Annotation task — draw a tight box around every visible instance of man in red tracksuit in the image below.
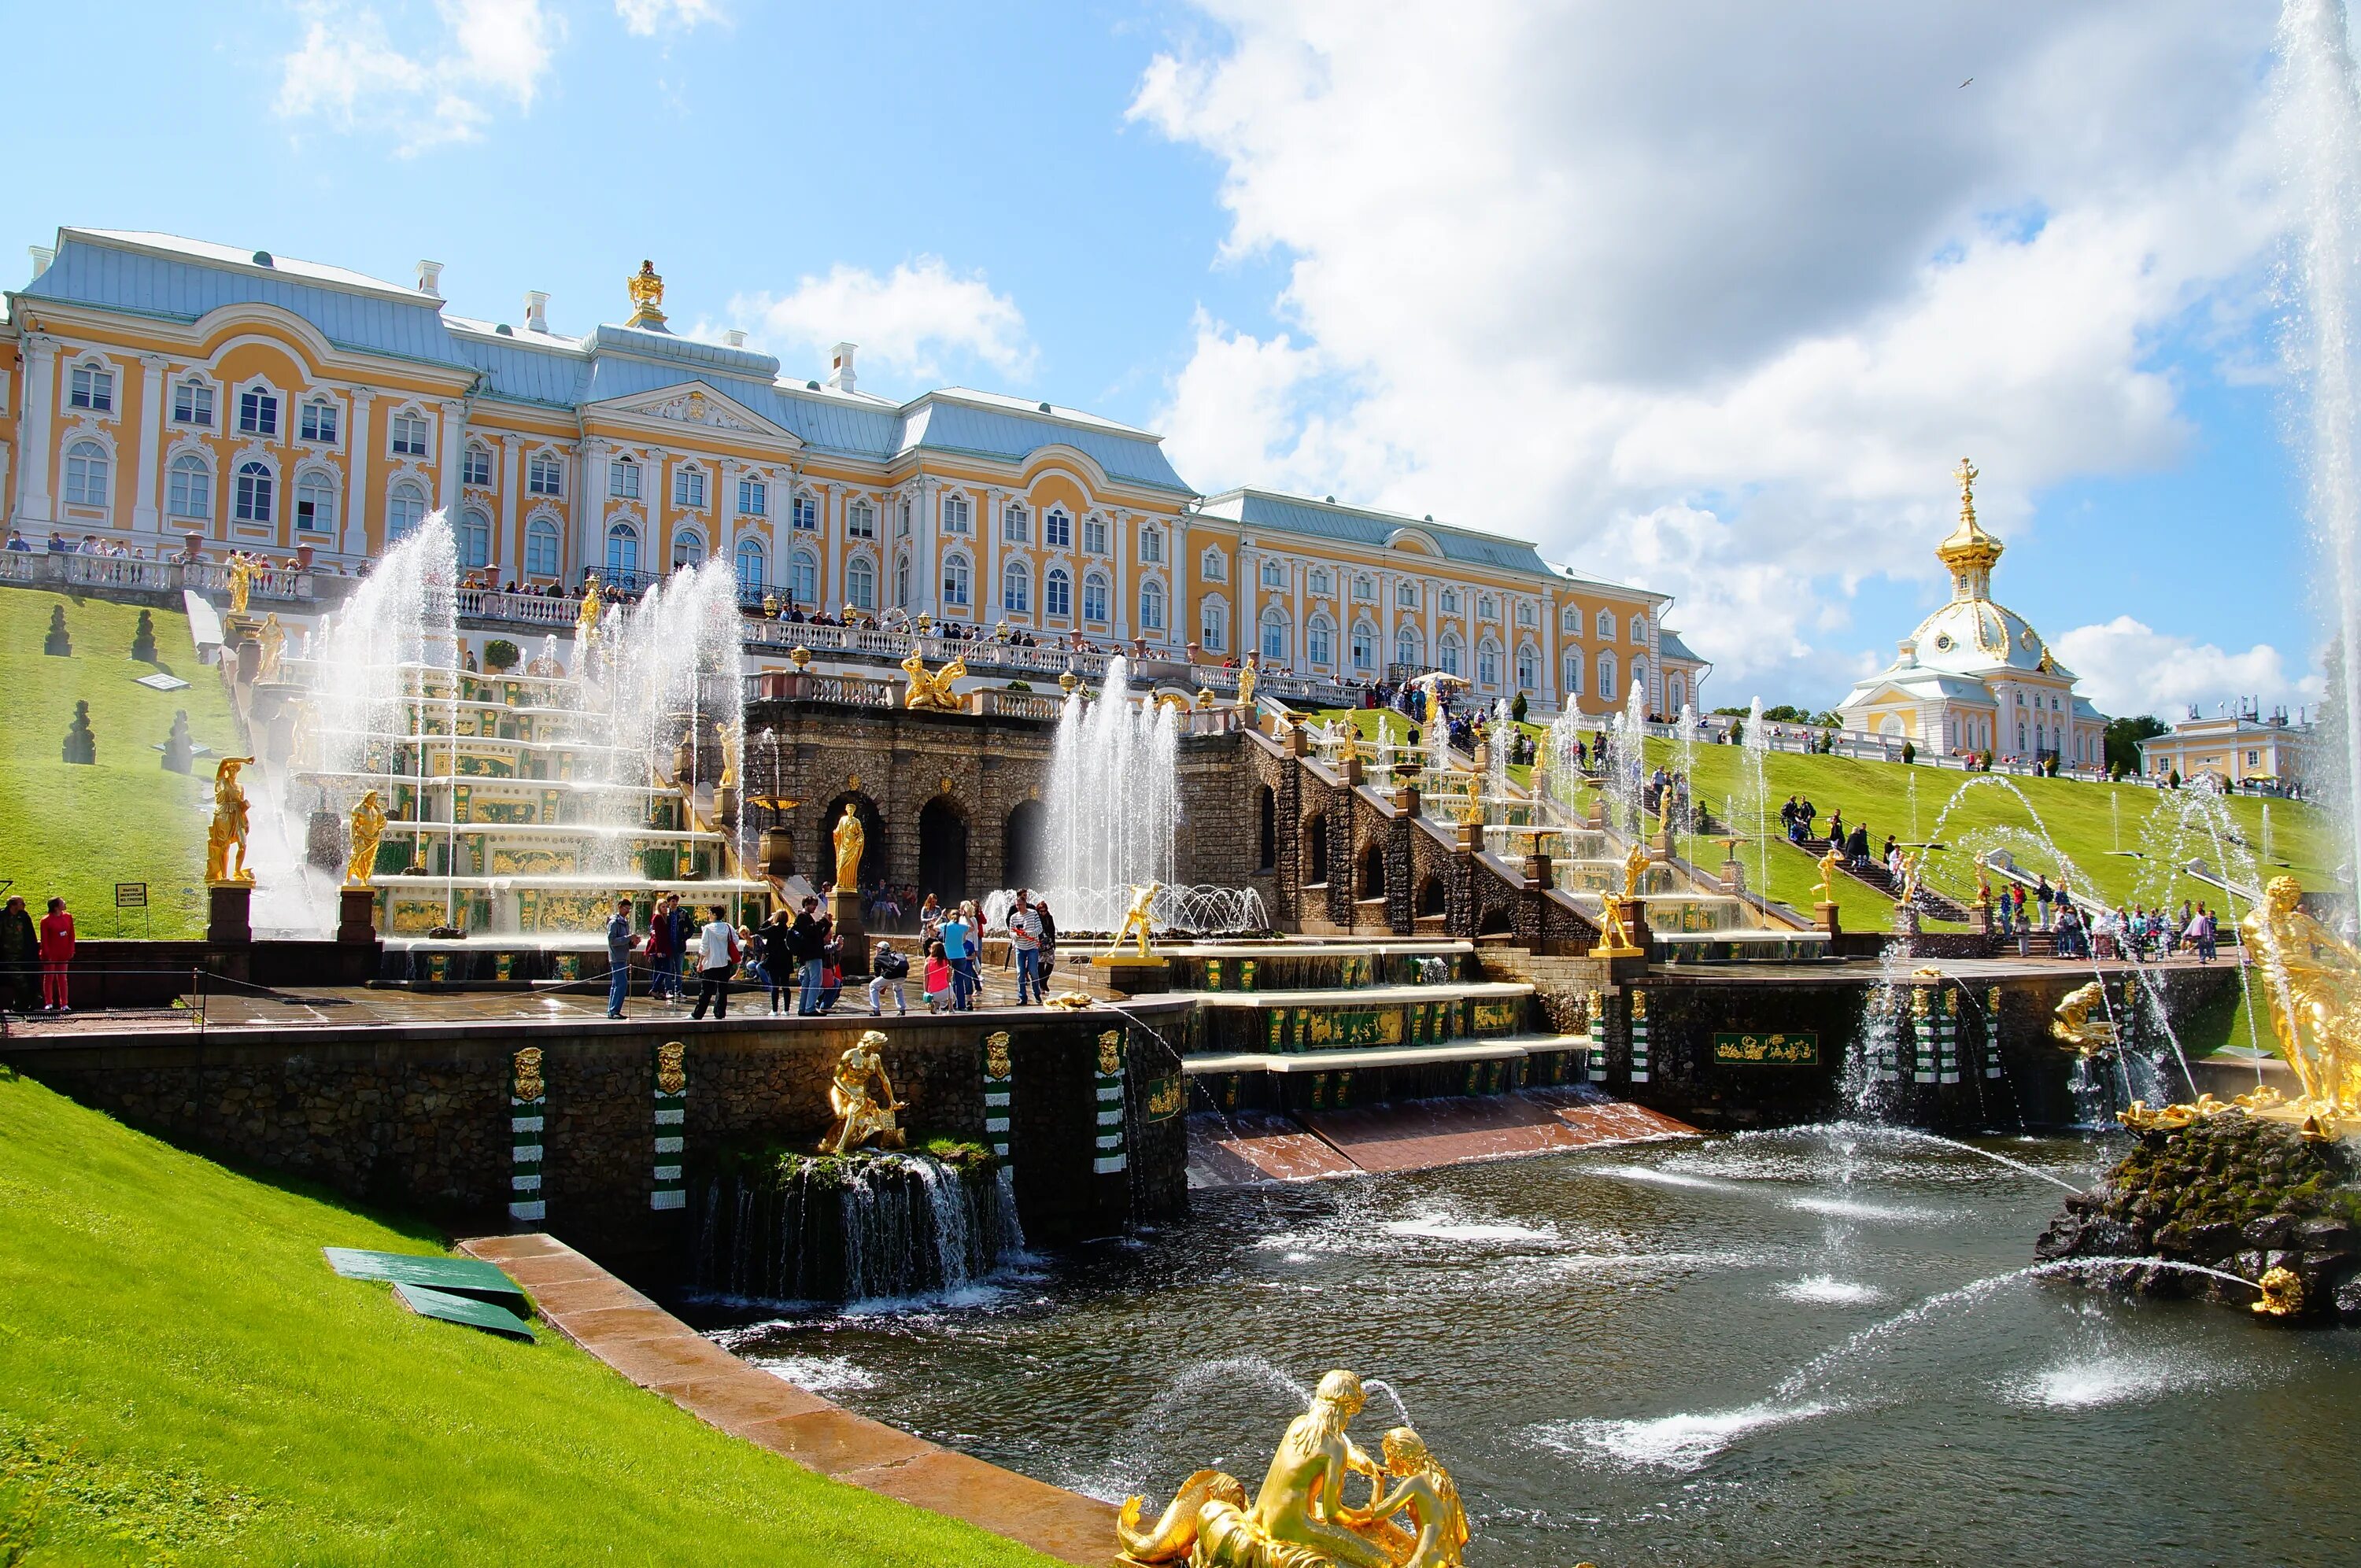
[38,896,75,1013]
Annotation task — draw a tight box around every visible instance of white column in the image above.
[1110,508,1129,638]
[436,400,467,514]
[133,353,167,533]
[714,459,737,568]
[915,478,939,618]
[1291,557,1304,673]
[342,389,373,558]
[985,487,1003,625]
[1541,596,1557,712]
[16,333,57,525]
[578,439,608,580]
[643,448,667,576]
[497,434,521,579]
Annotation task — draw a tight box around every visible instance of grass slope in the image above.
[0,1070,1052,1566]
[0,592,243,939]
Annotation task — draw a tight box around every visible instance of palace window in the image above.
[896,553,911,607]
[848,499,876,539]
[1003,559,1031,614]
[527,518,560,577]
[1598,650,1618,699]
[1439,632,1462,677]
[790,548,819,604]
[1517,601,1536,629]
[1395,626,1422,669]
[460,507,493,570]
[172,378,213,427]
[1351,620,1376,673]
[605,521,641,577]
[1200,596,1226,652]
[1666,673,1685,710]
[1044,508,1070,548]
[1046,566,1071,618]
[1564,650,1585,695]
[168,454,212,521]
[943,552,972,608]
[1308,615,1333,667]
[1596,608,1616,640]
[1478,640,1500,688]
[943,493,970,534]
[608,457,641,499]
[1083,515,1107,554]
[898,500,912,538]
[1477,593,1497,621]
[1352,573,1374,603]
[1202,547,1228,583]
[673,465,707,510]
[1083,570,1110,622]
[1140,524,1162,563]
[528,452,563,496]
[1261,557,1287,590]
[734,537,767,597]
[237,461,276,525]
[68,361,113,412]
[303,400,341,445]
[63,441,110,508]
[1561,605,1580,634]
[1260,607,1289,664]
[1441,588,1460,616]
[294,471,337,534]
[464,441,493,488]
[672,527,705,568]
[1003,502,1031,543]
[1309,566,1331,596]
[1630,612,1649,643]
[848,555,876,611]
[737,476,767,516]
[1397,580,1418,610]
[1140,577,1166,631]
[240,388,280,438]
[793,492,819,531]
[386,479,427,539]
[390,410,432,456]
[1517,644,1537,690]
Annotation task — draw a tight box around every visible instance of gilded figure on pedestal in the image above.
[205,758,257,886]
[345,790,386,887]
[822,1030,905,1153]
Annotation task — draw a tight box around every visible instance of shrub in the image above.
[1901,740,1916,766]
[1510,692,1529,724]
[482,639,521,672]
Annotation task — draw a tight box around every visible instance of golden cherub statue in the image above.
[821,1031,905,1154]
[226,552,256,617]
[345,789,386,887]
[1455,769,1484,827]
[1110,882,1160,960]
[832,803,866,889]
[901,649,967,711]
[1345,1428,1469,1568]
[1656,785,1675,833]
[1337,725,1362,765]
[2240,874,2361,1121]
[205,757,257,886]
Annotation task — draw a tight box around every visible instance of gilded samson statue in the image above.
[2240,874,2361,1124]
[821,1031,905,1153]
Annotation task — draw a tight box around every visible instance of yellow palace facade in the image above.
[0,227,1706,717]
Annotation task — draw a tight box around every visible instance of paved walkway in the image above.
[458,1232,1114,1566]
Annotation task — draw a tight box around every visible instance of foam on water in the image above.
[1382,1214,1561,1244]
[1786,1195,1955,1224]
[1588,1163,1739,1193]
[1534,1401,1835,1474]
[1999,1350,2241,1411]
[752,1354,880,1394]
[1772,1276,1886,1306]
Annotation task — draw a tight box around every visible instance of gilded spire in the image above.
[626,259,668,330]
[1936,456,2002,600]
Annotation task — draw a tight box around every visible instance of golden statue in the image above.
[715,720,741,789]
[1590,897,1642,960]
[1812,843,1840,906]
[1897,850,1922,906]
[1195,688,1217,710]
[1337,725,1362,765]
[2049,980,2119,1057]
[1110,882,1160,960]
[512,1047,545,1102]
[257,613,287,681]
[1045,990,1094,1010]
[626,259,667,328]
[901,649,968,711]
[2254,1265,2305,1318]
[345,789,386,887]
[2240,874,2361,1120]
[205,757,257,886]
[1455,769,1484,827]
[1238,654,1258,708]
[984,1031,1013,1079]
[821,1031,905,1153]
[1118,1369,1402,1568]
[1622,841,1650,899]
[832,802,866,888]
[656,1041,687,1096]
[1656,786,1674,833]
[575,575,605,653]
[226,552,256,617]
[1348,1429,1469,1568]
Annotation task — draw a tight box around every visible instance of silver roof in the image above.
[1194,488,1553,576]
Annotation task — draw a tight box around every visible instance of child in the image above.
[923,939,953,1013]
[868,938,910,1016]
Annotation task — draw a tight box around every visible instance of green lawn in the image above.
[0,1069,1053,1566]
[0,592,243,938]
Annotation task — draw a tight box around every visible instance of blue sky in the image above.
[3,1,2326,719]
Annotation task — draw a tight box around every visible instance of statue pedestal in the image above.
[1092,952,1171,995]
[1893,904,1921,938]
[1816,901,1842,938]
[207,883,253,946]
[1720,858,1746,895]
[1589,896,1649,961]
[337,887,378,946]
[758,828,795,880]
[829,887,870,976]
[1971,899,1993,936]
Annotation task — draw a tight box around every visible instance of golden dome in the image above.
[1935,456,2003,577]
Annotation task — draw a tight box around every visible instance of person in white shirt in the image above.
[689,906,740,1020]
[1008,895,1043,1005]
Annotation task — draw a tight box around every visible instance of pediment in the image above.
[583,381,802,448]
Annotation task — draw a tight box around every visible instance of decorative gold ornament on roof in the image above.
[626,260,667,329]
[1936,455,2004,589]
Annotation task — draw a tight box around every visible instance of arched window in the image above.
[1309,566,1332,596]
[1596,607,1616,640]
[1397,580,1418,610]
[1308,614,1334,666]
[1003,501,1031,543]
[1201,546,1227,582]
[789,548,818,605]
[1597,650,1618,700]
[463,441,492,488]
[1631,612,1649,643]
[1666,673,1685,711]
[1082,570,1110,622]
[1261,557,1287,589]
[942,552,971,608]
[1082,513,1106,553]
[1139,577,1166,631]
[1478,637,1501,688]
[1477,593,1497,621]
[1350,619,1376,672]
[847,499,875,539]
[68,360,115,412]
[1044,507,1070,548]
[1561,605,1580,634]
[294,470,336,534]
[1517,601,1536,629]
[236,461,275,525]
[942,493,970,534]
[386,479,426,540]
[1199,595,1226,651]
[671,526,704,569]
[459,507,492,570]
[1351,574,1374,602]
[1516,643,1537,691]
[1440,588,1460,615]
[172,376,214,427]
[1139,523,1162,563]
[792,492,818,531]
[847,554,876,611]
[64,441,109,508]
[1002,559,1031,614]
[734,537,767,598]
[526,517,560,578]
[604,521,641,577]
[1439,631,1463,677]
[672,463,707,510]
[1394,625,1423,670]
[895,552,912,608]
[1259,606,1289,664]
[168,454,212,521]
[1045,566,1071,618]
[1631,657,1650,704]
[1564,650,1585,695]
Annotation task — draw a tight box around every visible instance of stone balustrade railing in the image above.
[1,550,312,603]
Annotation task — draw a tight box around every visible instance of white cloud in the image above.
[1135,2,2289,695]
[614,0,725,36]
[2053,615,2322,717]
[275,0,561,153]
[730,259,1034,388]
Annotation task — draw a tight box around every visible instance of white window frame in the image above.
[673,464,708,511]
[235,459,277,525]
[528,451,565,497]
[942,552,973,608]
[1201,546,1228,583]
[1082,514,1107,555]
[301,398,341,445]
[605,520,641,577]
[1045,565,1071,618]
[293,467,338,534]
[847,553,877,611]
[1082,570,1110,622]
[464,441,493,489]
[388,407,431,456]
[1002,558,1032,614]
[526,516,562,577]
[1200,593,1228,651]
[1003,501,1031,544]
[1044,507,1071,548]
[793,491,819,531]
[1139,577,1166,630]
[848,499,876,539]
[64,439,111,508]
[1139,523,1162,563]
[240,385,282,440]
[737,476,768,517]
[734,537,767,597]
[168,452,213,521]
[1308,614,1333,667]
[789,547,819,604]
[459,507,493,570]
[386,478,427,539]
[671,526,706,568]
[68,359,115,413]
[172,376,215,428]
[943,493,970,535]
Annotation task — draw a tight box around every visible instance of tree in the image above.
[1510,691,1529,724]
[2103,714,2167,778]
[482,638,521,672]
[1901,740,1916,766]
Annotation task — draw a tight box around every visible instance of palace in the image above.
[0,227,1705,717]
[1835,460,2108,768]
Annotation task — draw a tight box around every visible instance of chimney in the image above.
[523,290,550,333]
[723,327,747,349]
[416,259,445,297]
[28,245,54,280]
[826,341,858,392]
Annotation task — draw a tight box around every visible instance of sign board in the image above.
[1712,1031,1820,1067]
[113,883,148,909]
[1141,1075,1185,1123]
